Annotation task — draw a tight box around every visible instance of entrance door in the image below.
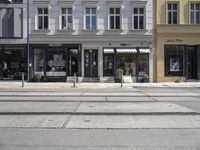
[68,49,79,76]
[187,47,197,79]
[84,49,98,77]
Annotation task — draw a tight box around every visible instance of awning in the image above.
[116,49,137,53]
[104,48,114,53]
[139,48,150,53]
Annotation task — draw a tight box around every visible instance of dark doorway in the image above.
[187,47,197,79]
[68,49,79,76]
[84,49,98,77]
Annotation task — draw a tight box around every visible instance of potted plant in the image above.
[115,68,124,82]
[34,73,41,82]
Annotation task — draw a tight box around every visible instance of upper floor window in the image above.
[61,8,73,30]
[133,7,145,30]
[37,8,48,30]
[167,3,178,24]
[0,0,22,3]
[109,8,121,30]
[0,8,22,38]
[190,3,200,24]
[85,8,96,30]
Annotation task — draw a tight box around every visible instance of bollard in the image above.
[73,73,76,88]
[22,72,24,87]
[121,75,123,88]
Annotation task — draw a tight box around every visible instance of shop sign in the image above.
[49,44,63,47]
[166,39,183,43]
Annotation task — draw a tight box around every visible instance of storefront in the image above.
[164,45,200,80]
[103,47,150,82]
[0,45,27,80]
[30,44,81,82]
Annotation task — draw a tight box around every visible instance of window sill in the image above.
[57,29,75,33]
[33,29,50,33]
[106,29,123,32]
[81,29,99,32]
[130,29,148,32]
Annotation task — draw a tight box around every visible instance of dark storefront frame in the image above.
[103,47,150,82]
[30,44,82,82]
[164,45,200,80]
[0,44,27,80]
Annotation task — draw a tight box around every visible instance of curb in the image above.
[0,111,199,115]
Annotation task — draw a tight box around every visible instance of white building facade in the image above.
[28,0,153,82]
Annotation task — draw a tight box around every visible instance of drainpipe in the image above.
[27,0,30,81]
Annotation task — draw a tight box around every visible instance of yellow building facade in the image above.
[154,0,200,82]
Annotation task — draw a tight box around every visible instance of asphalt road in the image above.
[0,86,200,150]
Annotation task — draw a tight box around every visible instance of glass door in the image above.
[68,49,79,76]
[84,49,98,77]
[187,47,197,79]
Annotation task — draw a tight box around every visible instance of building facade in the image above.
[154,0,200,82]
[0,0,28,80]
[28,0,153,82]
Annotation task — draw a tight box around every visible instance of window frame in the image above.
[60,7,73,30]
[132,7,146,30]
[108,7,121,30]
[190,3,200,24]
[84,7,97,30]
[36,7,49,30]
[166,2,179,24]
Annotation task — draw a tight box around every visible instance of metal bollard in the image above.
[121,75,123,88]
[22,72,24,87]
[73,73,76,88]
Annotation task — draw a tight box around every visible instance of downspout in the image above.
[27,0,30,81]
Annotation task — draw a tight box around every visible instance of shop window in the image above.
[138,53,149,82]
[46,49,66,77]
[34,48,44,76]
[165,45,185,76]
[1,46,26,80]
[116,53,136,76]
[104,54,114,76]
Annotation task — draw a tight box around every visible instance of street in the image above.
[0,83,200,149]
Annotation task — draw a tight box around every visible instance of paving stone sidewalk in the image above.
[0,81,200,89]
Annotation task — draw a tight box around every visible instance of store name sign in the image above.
[49,44,63,47]
[166,39,183,43]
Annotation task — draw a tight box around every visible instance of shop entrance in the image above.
[68,49,79,76]
[187,47,197,79]
[84,49,98,77]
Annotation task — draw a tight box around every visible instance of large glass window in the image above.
[116,53,136,76]
[109,8,121,30]
[85,8,96,30]
[165,45,185,76]
[104,53,114,76]
[37,8,48,29]
[133,7,145,29]
[167,3,178,24]
[190,3,200,24]
[34,49,44,76]
[1,46,26,80]
[46,49,66,77]
[61,8,73,30]
[138,53,149,82]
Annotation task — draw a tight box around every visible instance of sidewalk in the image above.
[0,81,200,89]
